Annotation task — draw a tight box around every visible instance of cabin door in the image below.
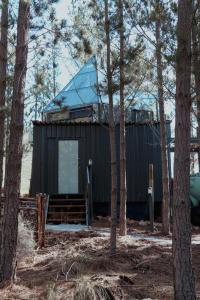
[58,140,79,194]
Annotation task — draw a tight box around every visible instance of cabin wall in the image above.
[30,122,169,218]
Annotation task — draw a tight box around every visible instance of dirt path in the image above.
[0,222,199,300]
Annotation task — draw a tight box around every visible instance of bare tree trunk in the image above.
[0,0,8,197]
[118,0,127,236]
[0,0,30,282]
[3,113,10,191]
[105,0,118,254]
[52,45,56,98]
[155,2,170,235]
[173,0,196,299]
[192,10,200,171]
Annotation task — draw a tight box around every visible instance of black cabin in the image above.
[30,121,171,223]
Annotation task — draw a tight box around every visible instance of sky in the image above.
[55,0,79,89]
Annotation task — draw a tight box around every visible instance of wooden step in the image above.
[49,199,85,203]
[50,194,85,200]
[47,194,86,224]
[47,214,86,223]
[48,212,85,216]
[47,218,85,223]
[48,205,85,208]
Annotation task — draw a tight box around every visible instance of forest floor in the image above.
[0,219,200,300]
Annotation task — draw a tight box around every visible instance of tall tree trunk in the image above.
[52,46,56,98]
[0,0,8,197]
[192,11,200,171]
[155,2,170,235]
[3,113,10,191]
[118,0,127,236]
[35,94,38,120]
[105,0,118,254]
[0,0,30,282]
[173,0,196,299]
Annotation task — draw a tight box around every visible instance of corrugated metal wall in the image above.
[30,122,170,208]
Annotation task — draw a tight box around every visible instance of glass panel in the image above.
[58,140,78,193]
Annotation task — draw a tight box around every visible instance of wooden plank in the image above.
[50,194,85,199]
[50,198,85,202]
[47,218,85,222]
[20,197,36,202]
[19,207,37,210]
[48,205,85,208]
[48,211,86,215]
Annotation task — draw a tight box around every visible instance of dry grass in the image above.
[60,252,115,281]
[47,281,67,300]
[47,278,113,300]
[17,213,36,261]
[3,224,200,300]
[73,279,113,300]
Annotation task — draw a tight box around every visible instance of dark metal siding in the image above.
[30,122,166,206]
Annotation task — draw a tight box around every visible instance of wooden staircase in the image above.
[47,194,86,224]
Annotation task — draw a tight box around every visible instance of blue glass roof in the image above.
[44,56,99,112]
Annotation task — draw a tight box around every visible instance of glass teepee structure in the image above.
[44,56,100,113]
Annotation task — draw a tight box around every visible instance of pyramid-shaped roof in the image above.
[44,56,99,112]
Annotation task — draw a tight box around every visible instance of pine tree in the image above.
[130,0,175,234]
[0,0,31,282]
[155,0,170,235]
[118,0,127,236]
[104,0,118,254]
[0,0,8,197]
[192,1,200,171]
[172,0,196,298]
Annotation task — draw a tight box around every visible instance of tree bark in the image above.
[3,113,10,191]
[0,0,8,197]
[155,1,170,235]
[118,0,127,236]
[0,0,30,282]
[105,0,118,254]
[173,0,196,299]
[192,10,200,171]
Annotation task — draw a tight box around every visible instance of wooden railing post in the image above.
[89,162,93,223]
[86,159,93,227]
[148,164,154,232]
[37,194,47,248]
